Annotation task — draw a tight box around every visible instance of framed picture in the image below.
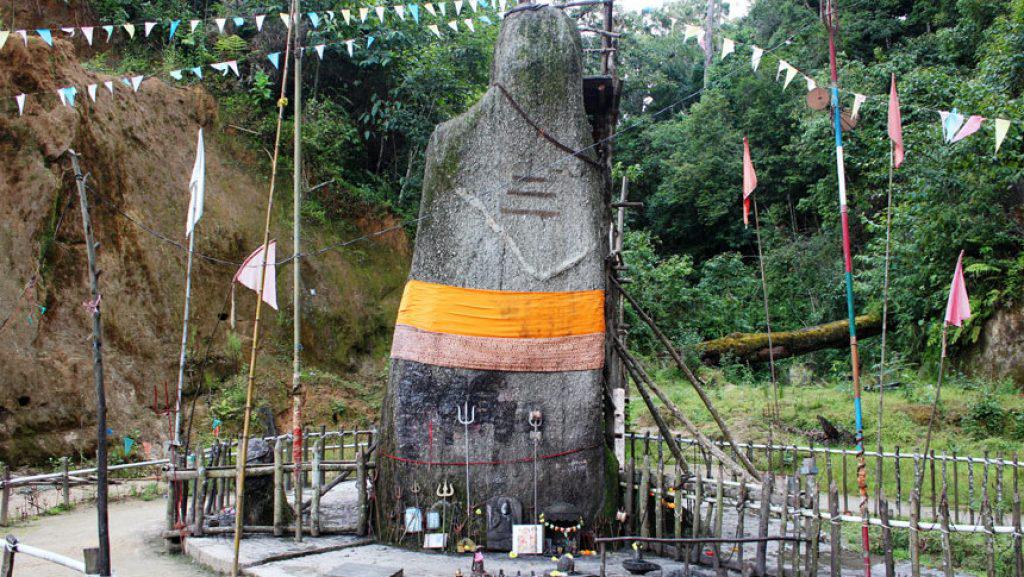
[512,524,544,555]
[423,533,448,549]
[426,510,441,530]
[404,507,423,533]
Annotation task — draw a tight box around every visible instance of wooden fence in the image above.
[162,429,376,542]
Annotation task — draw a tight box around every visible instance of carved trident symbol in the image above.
[457,402,476,521]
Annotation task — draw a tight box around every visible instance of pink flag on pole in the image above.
[742,137,757,227]
[944,250,971,327]
[887,74,904,168]
[950,115,985,144]
[234,241,278,310]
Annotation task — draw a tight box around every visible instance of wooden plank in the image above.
[312,438,323,537]
[828,482,840,577]
[639,456,650,538]
[274,438,285,537]
[940,490,953,577]
[880,499,895,577]
[195,445,207,537]
[755,474,773,577]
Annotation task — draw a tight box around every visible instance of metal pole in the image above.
[291,0,304,544]
[231,1,297,573]
[70,151,111,576]
[822,2,871,574]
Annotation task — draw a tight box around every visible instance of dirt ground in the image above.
[4,497,212,577]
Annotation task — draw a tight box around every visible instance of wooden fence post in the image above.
[311,437,322,537]
[691,469,703,563]
[0,464,9,527]
[1013,490,1022,577]
[1,535,14,577]
[655,455,665,554]
[755,474,773,577]
[673,464,683,560]
[828,482,841,577]
[61,457,70,509]
[939,489,953,577]
[194,446,207,537]
[274,438,284,537]
[880,498,894,577]
[779,476,791,577]
[625,458,636,537]
[983,496,996,577]
[356,447,368,537]
[639,455,650,539]
[910,489,921,577]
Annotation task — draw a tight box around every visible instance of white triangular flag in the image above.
[805,76,816,91]
[16,93,25,115]
[82,27,94,45]
[234,241,278,310]
[439,2,447,16]
[447,20,458,31]
[499,0,507,14]
[130,75,144,92]
[470,0,479,10]
[280,13,291,28]
[0,31,9,50]
[62,27,76,36]
[342,9,352,24]
[720,38,734,60]
[144,21,156,37]
[751,46,763,71]
[315,44,325,59]
[17,30,28,45]
[190,19,201,33]
[851,93,867,119]
[783,64,797,89]
[186,128,205,238]
[995,118,1011,154]
[88,84,98,101]
[359,7,369,22]
[464,18,474,32]
[455,0,464,14]
[395,5,406,20]
[256,15,266,31]
[123,23,135,38]
[215,18,227,33]
[104,80,114,94]
[57,88,67,107]
[346,39,354,57]
[776,59,787,81]
[376,6,386,22]
[228,60,239,76]
[428,24,441,37]
[683,24,699,41]
[170,69,184,79]
[425,3,436,16]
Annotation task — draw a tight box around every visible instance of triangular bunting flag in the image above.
[469,0,478,11]
[191,66,203,79]
[783,65,797,89]
[144,21,156,37]
[123,23,135,38]
[228,60,239,76]
[88,84,98,101]
[16,30,28,45]
[852,93,867,119]
[346,39,354,57]
[342,9,352,24]
[120,77,132,87]
[464,18,474,32]
[256,15,266,31]
[103,25,114,41]
[995,118,1010,154]
[429,24,441,37]
[267,52,280,69]
[315,44,325,59]
[448,20,459,31]
[308,12,321,28]
[168,20,180,40]
[944,250,971,327]
[376,6,386,22]
[440,2,448,16]
[16,93,26,115]
[169,69,183,80]
[0,31,9,50]
[233,17,244,27]
[104,80,114,94]
[326,11,335,21]
[479,15,492,24]
[215,18,227,33]
[950,115,984,143]
[425,3,437,16]
[940,109,965,143]
[37,29,53,46]
[234,241,278,310]
[359,7,369,22]
[395,5,406,20]
[683,24,699,41]
[61,27,76,37]
[805,76,816,91]
[409,4,420,23]
[499,0,507,15]
[367,36,375,48]
[130,75,144,92]
[455,0,464,14]
[190,19,201,33]
[720,37,734,60]
[280,13,292,29]
[82,26,94,45]
[59,87,77,107]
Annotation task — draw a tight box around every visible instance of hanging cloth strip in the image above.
[390,279,605,372]
[493,82,604,171]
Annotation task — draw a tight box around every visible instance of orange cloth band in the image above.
[395,279,605,339]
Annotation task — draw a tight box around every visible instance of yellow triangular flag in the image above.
[123,23,136,38]
[995,118,1011,154]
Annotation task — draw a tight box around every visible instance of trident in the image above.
[529,410,543,523]
[437,480,454,534]
[457,402,476,521]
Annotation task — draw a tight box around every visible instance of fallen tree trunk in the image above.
[698,313,883,365]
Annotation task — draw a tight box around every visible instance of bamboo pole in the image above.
[0,465,8,527]
[755,474,773,577]
[195,445,207,537]
[751,198,780,425]
[822,1,871,572]
[876,139,895,511]
[291,0,305,545]
[273,438,284,537]
[880,499,894,577]
[230,1,297,572]
[829,482,841,577]
[639,456,651,539]
[69,151,111,576]
[311,438,322,537]
[940,490,952,577]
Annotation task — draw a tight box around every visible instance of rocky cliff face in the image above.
[378,6,610,536]
[0,35,408,465]
[970,305,1024,387]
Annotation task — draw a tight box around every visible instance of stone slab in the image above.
[323,563,403,577]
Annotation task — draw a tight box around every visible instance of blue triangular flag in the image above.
[308,12,321,28]
[191,66,203,79]
[233,16,244,27]
[123,437,135,455]
[267,52,280,69]
[61,87,77,107]
[37,29,53,46]
[409,4,420,22]
[169,69,183,80]
[367,36,375,48]
[479,15,492,24]
[169,19,180,39]
[103,25,114,41]
[120,78,131,87]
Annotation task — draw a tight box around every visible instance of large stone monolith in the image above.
[378,6,609,542]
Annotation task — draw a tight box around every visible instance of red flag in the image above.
[944,250,971,327]
[888,74,904,168]
[742,137,757,227]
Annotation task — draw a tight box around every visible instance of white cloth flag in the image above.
[88,84,98,102]
[751,45,763,71]
[805,76,816,91]
[995,118,1011,153]
[215,18,227,33]
[256,15,266,31]
[852,93,867,119]
[190,19,201,33]
[144,21,156,37]
[16,93,25,116]
[186,128,205,238]
[82,26,94,45]
[235,241,278,310]
[720,38,734,60]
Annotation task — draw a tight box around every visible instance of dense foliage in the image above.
[87,0,1024,376]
